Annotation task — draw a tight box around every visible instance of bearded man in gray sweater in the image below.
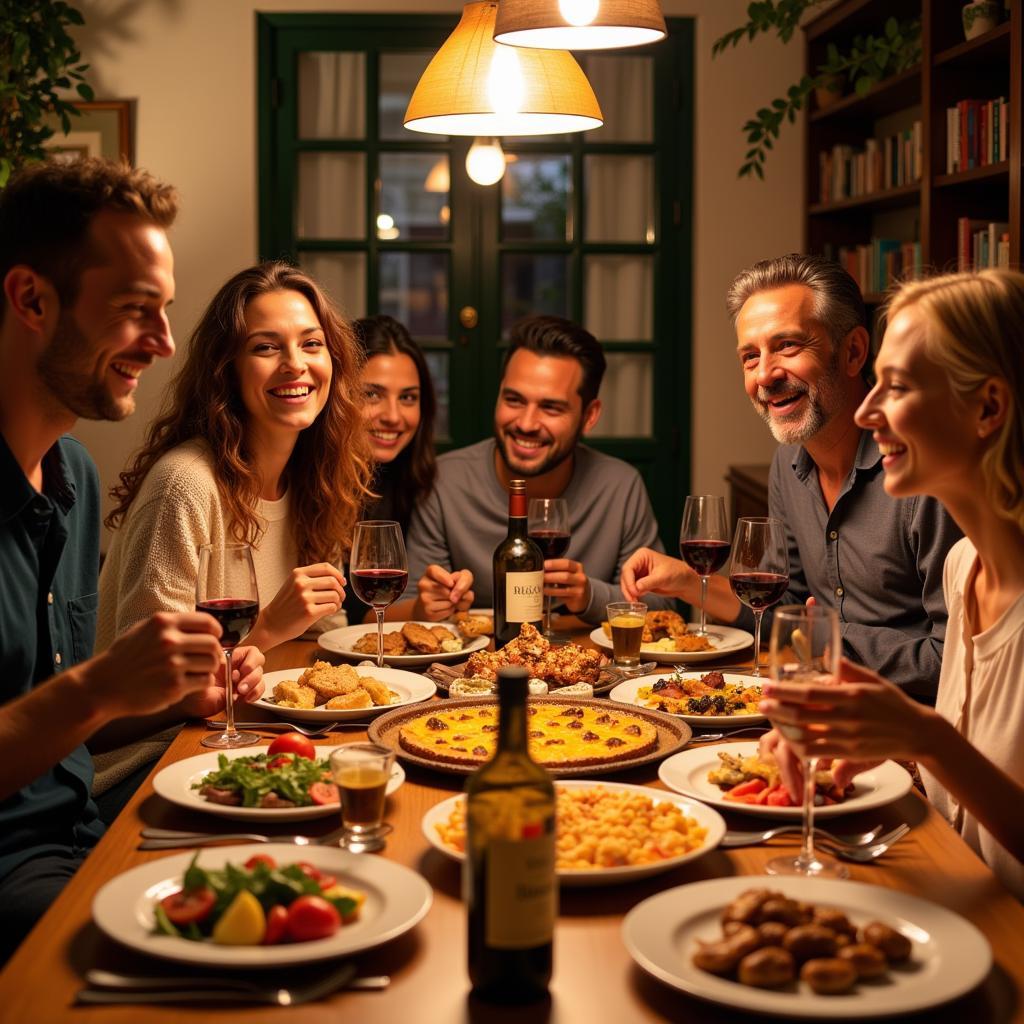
[389,316,672,625]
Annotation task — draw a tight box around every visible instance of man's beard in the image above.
[494,423,583,478]
[37,312,134,421]
[753,355,845,445]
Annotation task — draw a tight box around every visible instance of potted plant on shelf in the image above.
[713,2,921,178]
[0,1,93,187]
[962,1,1001,41]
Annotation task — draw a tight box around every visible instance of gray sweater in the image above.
[402,439,672,623]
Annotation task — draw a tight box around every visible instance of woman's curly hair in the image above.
[107,261,375,563]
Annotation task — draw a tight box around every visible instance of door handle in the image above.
[459,305,478,329]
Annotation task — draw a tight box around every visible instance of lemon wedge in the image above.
[212,889,266,945]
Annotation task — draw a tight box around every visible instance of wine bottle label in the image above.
[505,571,543,623]
[485,829,556,949]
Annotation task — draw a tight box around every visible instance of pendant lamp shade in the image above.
[494,0,667,50]
[404,1,602,136]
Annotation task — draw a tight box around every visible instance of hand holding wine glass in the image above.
[679,495,730,637]
[729,516,789,677]
[350,521,408,668]
[197,542,261,749]
[528,497,570,641]
[765,604,847,879]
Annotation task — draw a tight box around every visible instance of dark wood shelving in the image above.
[934,161,1010,188]
[808,181,921,216]
[934,22,1011,68]
[809,67,922,124]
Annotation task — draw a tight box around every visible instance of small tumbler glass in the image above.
[329,743,395,852]
[606,601,647,670]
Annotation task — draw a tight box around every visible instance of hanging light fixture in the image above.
[493,0,667,50]
[466,138,507,185]
[404,1,602,136]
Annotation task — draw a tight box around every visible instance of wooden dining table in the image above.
[1,623,1022,1023]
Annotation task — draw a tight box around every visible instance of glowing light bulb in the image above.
[488,45,525,117]
[465,138,506,186]
[559,0,600,26]
[376,212,399,240]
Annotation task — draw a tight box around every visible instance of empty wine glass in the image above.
[527,497,570,641]
[350,521,408,668]
[197,543,260,749]
[729,517,789,677]
[765,604,847,879]
[679,495,730,636]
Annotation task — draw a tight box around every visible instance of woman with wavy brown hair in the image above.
[97,261,375,657]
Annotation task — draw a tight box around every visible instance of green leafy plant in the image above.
[0,1,93,187]
[713,3,921,178]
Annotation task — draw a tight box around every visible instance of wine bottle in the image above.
[465,666,556,1004]
[493,479,544,648]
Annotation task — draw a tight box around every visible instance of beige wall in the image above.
[70,0,802,539]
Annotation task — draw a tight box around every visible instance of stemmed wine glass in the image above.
[728,517,789,677]
[527,497,570,641]
[765,604,847,879]
[350,521,408,668]
[679,495,730,636]
[197,543,260,749]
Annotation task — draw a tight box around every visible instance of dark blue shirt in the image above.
[0,434,105,882]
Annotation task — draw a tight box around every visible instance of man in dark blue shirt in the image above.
[0,159,263,963]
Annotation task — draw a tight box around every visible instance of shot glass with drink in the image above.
[329,743,395,852]
[606,601,647,670]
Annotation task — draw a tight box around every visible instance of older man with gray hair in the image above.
[621,254,961,700]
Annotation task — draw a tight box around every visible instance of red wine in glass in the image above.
[680,539,731,577]
[195,599,259,649]
[528,530,571,560]
[730,572,789,610]
[351,568,410,607]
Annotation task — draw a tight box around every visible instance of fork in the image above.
[85,967,390,994]
[76,962,386,1006]
[138,826,347,850]
[721,823,910,856]
[688,726,771,743]
[819,824,911,863]
[204,720,345,738]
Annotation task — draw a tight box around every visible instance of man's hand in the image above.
[84,612,223,717]
[258,563,346,645]
[415,565,474,620]
[543,558,589,614]
[620,548,697,602]
[178,645,266,719]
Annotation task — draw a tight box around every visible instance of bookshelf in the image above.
[803,0,1020,304]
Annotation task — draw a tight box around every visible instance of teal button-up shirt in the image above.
[0,434,105,882]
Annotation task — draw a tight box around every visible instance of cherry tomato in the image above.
[263,904,289,945]
[160,886,216,926]
[286,895,341,942]
[267,755,292,770]
[267,733,316,761]
[245,853,277,871]
[309,782,339,806]
[295,862,337,891]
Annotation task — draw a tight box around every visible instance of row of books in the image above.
[957,218,1011,270]
[818,123,923,204]
[946,98,1009,174]
[831,239,923,296]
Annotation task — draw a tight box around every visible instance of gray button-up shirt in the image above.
[740,430,962,701]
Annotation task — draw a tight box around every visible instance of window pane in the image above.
[298,52,365,139]
[502,155,571,242]
[379,52,439,139]
[589,354,652,438]
[379,252,448,338]
[584,255,653,341]
[501,254,570,334]
[584,155,655,243]
[424,350,450,440]
[297,251,366,319]
[378,153,449,241]
[580,55,652,142]
[296,152,366,239]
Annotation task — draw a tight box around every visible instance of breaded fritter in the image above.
[272,679,317,709]
[401,621,441,654]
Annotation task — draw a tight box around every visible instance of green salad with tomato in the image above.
[193,735,339,809]
[155,853,364,945]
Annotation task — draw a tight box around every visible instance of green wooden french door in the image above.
[257,13,693,548]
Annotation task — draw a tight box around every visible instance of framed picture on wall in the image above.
[44,100,134,164]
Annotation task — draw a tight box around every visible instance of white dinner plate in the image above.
[93,844,432,967]
[254,667,436,721]
[589,623,753,664]
[421,779,725,886]
[608,673,767,728]
[657,741,913,818]
[318,623,489,666]
[622,876,991,1018]
[151,747,406,822]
